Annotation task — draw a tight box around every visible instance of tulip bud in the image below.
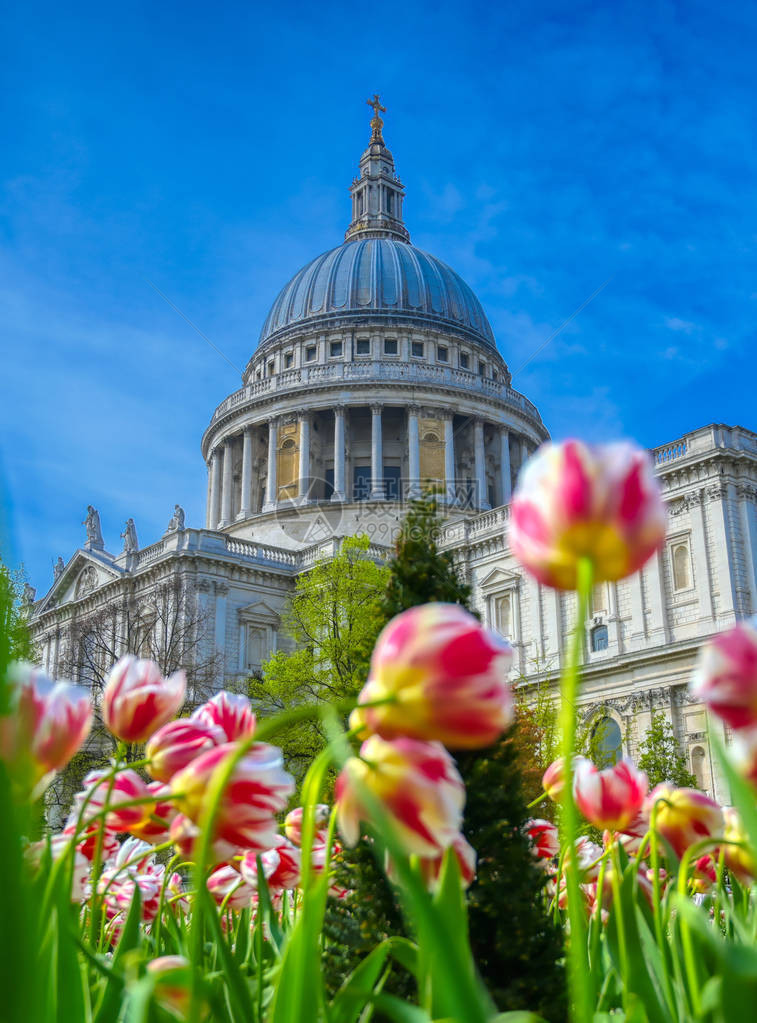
[573,758,648,831]
[351,603,514,749]
[284,804,330,846]
[416,833,477,893]
[542,756,589,801]
[335,735,465,858]
[240,836,301,891]
[722,806,757,885]
[128,782,177,844]
[525,818,560,863]
[102,656,185,743]
[191,691,256,742]
[207,864,256,910]
[690,620,757,730]
[170,742,294,854]
[146,719,225,783]
[145,955,194,1020]
[647,783,724,859]
[509,440,666,590]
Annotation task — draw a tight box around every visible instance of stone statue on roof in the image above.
[167,504,185,532]
[83,506,104,550]
[53,556,65,582]
[120,518,138,554]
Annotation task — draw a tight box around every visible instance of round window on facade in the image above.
[592,716,622,767]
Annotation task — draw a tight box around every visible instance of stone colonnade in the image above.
[207,403,531,529]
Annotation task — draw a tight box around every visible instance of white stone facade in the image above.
[26,114,757,806]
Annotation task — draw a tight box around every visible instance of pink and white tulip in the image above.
[146,718,225,783]
[351,604,514,749]
[207,864,256,910]
[170,741,294,853]
[1,663,92,783]
[646,783,724,859]
[192,691,256,742]
[690,620,757,730]
[284,804,330,846]
[335,735,465,858]
[525,818,560,863]
[573,758,648,831]
[102,656,185,743]
[509,440,666,590]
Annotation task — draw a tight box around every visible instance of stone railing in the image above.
[652,424,757,469]
[135,540,166,566]
[224,536,299,566]
[208,361,541,427]
[653,439,688,465]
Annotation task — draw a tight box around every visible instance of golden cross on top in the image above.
[367,94,386,118]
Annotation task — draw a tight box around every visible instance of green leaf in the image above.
[202,890,255,1021]
[330,938,418,1023]
[603,858,672,1023]
[368,994,432,1022]
[93,883,143,1023]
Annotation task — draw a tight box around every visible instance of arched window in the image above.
[672,542,691,591]
[592,717,622,767]
[590,624,609,652]
[691,745,706,789]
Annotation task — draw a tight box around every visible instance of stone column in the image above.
[209,448,222,529]
[239,426,253,519]
[220,439,233,526]
[407,405,420,498]
[739,484,757,613]
[500,428,512,505]
[444,414,456,504]
[263,418,278,511]
[298,413,311,501]
[331,406,346,502]
[473,419,490,510]
[370,403,385,500]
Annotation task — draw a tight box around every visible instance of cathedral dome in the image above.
[258,238,496,350]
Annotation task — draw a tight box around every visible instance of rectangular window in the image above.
[459,352,470,370]
[478,362,486,377]
[329,340,343,358]
[384,338,398,355]
[324,467,334,500]
[305,345,317,362]
[267,361,275,376]
[384,466,401,499]
[356,338,371,356]
[353,465,372,501]
[411,341,424,358]
[284,352,294,369]
[437,345,448,363]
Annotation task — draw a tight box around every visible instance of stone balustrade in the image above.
[207,360,540,429]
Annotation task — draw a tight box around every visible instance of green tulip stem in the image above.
[559,555,594,1023]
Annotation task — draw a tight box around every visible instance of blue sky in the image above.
[2,0,756,593]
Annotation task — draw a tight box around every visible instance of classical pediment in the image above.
[237,599,281,624]
[34,549,123,613]
[478,566,520,592]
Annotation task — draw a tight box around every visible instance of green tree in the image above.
[325,497,566,1020]
[249,534,388,779]
[0,559,36,665]
[637,711,697,789]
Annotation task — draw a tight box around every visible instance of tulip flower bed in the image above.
[2,437,757,1022]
